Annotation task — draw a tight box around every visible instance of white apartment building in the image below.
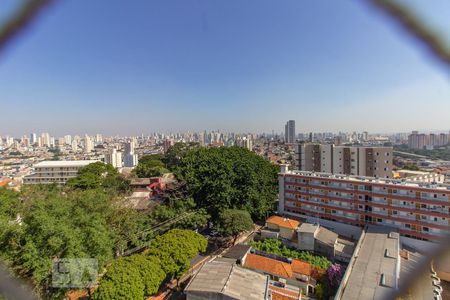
[23,160,98,185]
[104,148,123,168]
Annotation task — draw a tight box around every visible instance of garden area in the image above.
[249,238,331,269]
[249,238,344,299]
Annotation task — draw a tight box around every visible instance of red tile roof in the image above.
[244,253,293,278]
[266,215,300,230]
[269,285,301,300]
[291,259,312,276]
[0,179,11,187]
[244,253,312,279]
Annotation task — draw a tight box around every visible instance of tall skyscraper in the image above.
[64,135,72,145]
[284,120,296,144]
[124,140,135,154]
[84,135,93,153]
[95,133,103,145]
[105,148,123,168]
[30,133,37,145]
[41,132,51,147]
[123,141,138,167]
[71,140,78,152]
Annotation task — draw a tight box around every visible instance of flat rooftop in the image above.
[282,170,450,191]
[340,226,399,300]
[399,247,435,300]
[34,160,99,167]
[185,258,268,300]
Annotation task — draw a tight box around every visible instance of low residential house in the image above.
[129,178,152,189]
[264,215,300,240]
[243,252,315,296]
[268,285,302,300]
[184,258,268,300]
[222,244,251,264]
[297,223,338,259]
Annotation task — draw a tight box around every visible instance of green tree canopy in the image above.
[162,142,200,171]
[215,209,253,243]
[148,196,210,231]
[67,162,129,193]
[177,146,278,219]
[139,154,164,165]
[0,185,145,296]
[93,255,165,300]
[147,229,207,278]
[133,155,170,178]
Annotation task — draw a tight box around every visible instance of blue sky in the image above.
[0,0,449,136]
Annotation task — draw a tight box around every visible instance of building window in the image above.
[423,227,429,232]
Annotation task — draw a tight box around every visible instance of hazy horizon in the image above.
[1,0,450,136]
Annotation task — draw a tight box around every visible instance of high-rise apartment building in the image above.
[64,135,72,145]
[71,140,78,152]
[278,166,450,241]
[41,132,51,147]
[408,131,450,149]
[30,133,37,145]
[84,135,93,153]
[104,148,123,168]
[95,133,103,145]
[295,143,393,178]
[123,141,138,167]
[284,120,296,144]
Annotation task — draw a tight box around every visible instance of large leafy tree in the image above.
[216,209,253,244]
[93,255,165,300]
[146,229,207,279]
[162,142,200,172]
[148,196,210,231]
[133,155,170,178]
[177,146,278,219]
[67,162,129,193]
[0,185,145,297]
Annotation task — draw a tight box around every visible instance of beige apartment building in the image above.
[295,143,393,178]
[279,166,450,241]
[24,160,98,184]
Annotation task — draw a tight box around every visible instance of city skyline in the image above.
[2,128,450,139]
[1,0,450,135]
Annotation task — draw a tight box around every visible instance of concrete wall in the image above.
[334,229,367,300]
[261,230,279,240]
[279,227,295,240]
[315,240,336,258]
[287,214,363,240]
[298,232,315,251]
[267,223,279,231]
